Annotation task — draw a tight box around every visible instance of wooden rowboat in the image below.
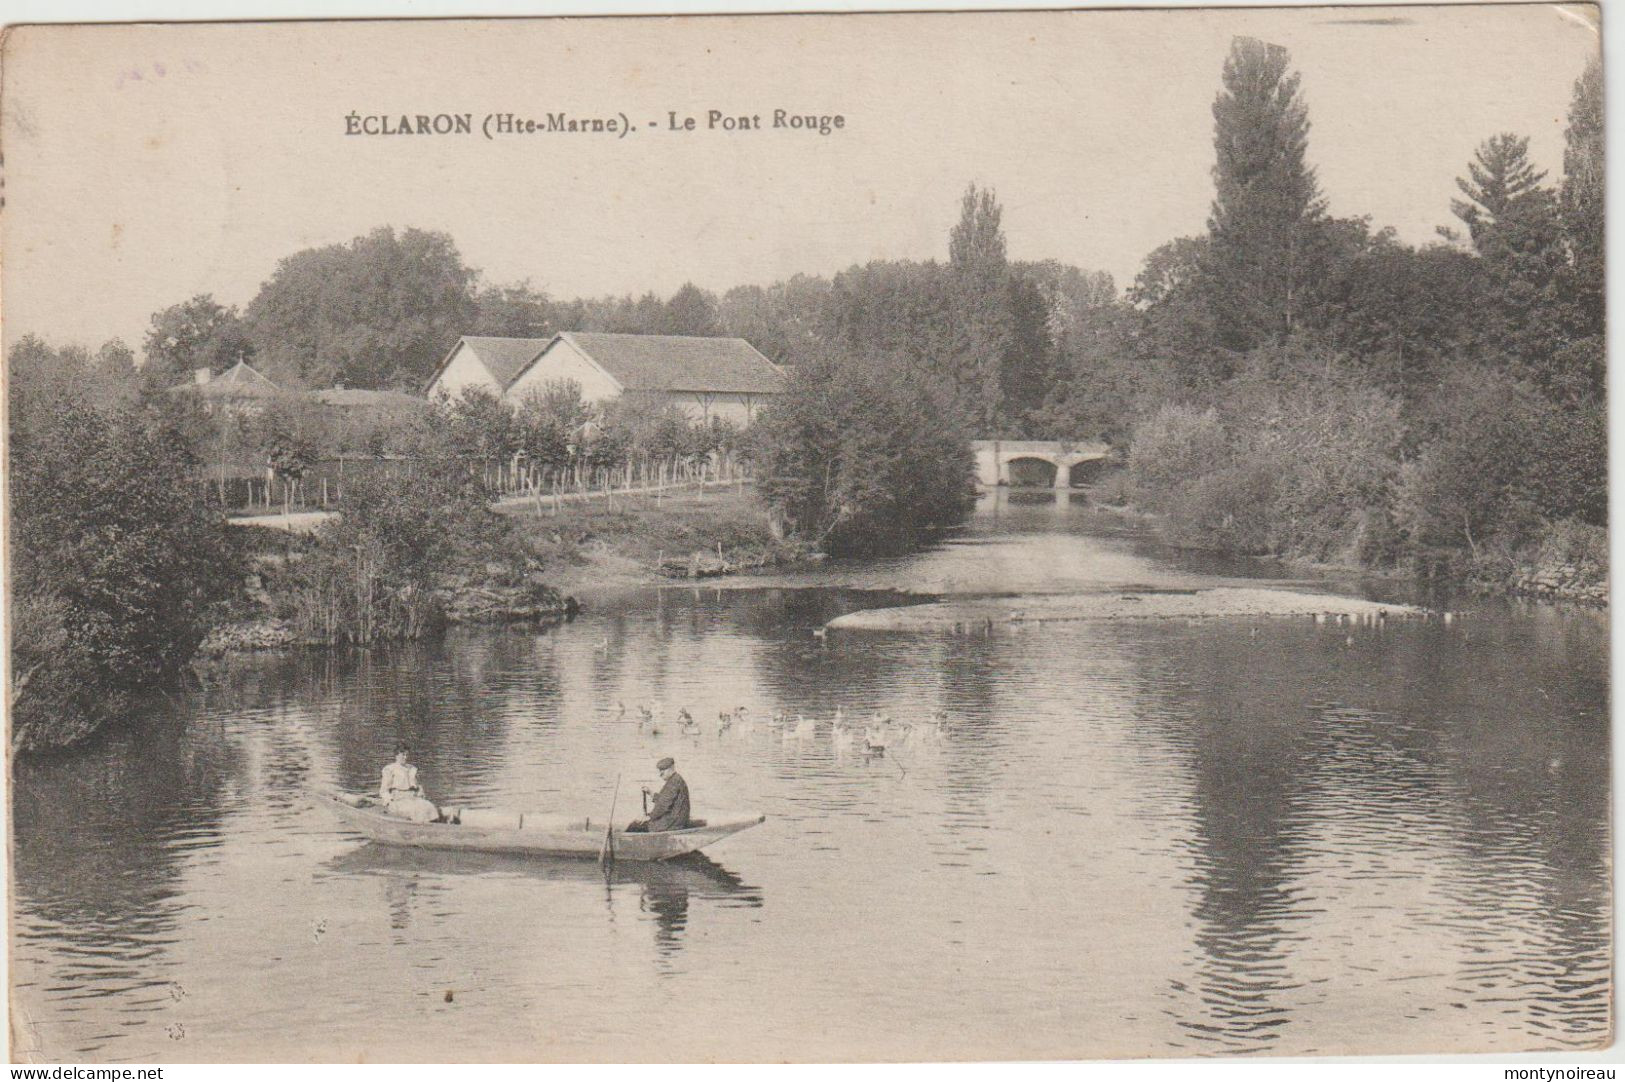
[326,843,763,901]
[319,792,765,862]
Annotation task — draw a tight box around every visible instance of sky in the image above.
[0,5,1601,359]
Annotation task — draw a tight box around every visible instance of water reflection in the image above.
[8,500,1610,1061]
[1122,610,1610,1055]
[10,712,241,1059]
[324,845,763,966]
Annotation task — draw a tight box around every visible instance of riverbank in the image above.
[1086,488,1607,607]
[494,486,817,598]
[203,489,811,656]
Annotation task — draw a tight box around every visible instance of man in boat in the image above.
[379,744,439,823]
[627,757,690,832]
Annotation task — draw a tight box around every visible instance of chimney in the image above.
[194,367,212,385]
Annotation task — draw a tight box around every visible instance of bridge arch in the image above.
[1067,458,1111,487]
[972,439,1112,489]
[1005,456,1059,488]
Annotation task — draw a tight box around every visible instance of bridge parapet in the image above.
[970,438,1112,488]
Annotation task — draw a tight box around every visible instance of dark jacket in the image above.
[646,772,691,832]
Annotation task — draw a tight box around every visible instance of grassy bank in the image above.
[495,486,816,596]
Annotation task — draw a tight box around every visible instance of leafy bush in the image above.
[755,352,977,555]
[1126,404,1228,516]
[1396,372,1554,556]
[274,462,505,644]
[10,394,240,752]
[1127,361,1405,561]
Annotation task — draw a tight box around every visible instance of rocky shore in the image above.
[1496,562,1608,605]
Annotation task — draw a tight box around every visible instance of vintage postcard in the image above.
[2,5,1608,1064]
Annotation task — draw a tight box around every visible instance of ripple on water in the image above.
[8,513,1612,1061]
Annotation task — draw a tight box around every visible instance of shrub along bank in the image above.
[1125,357,1606,603]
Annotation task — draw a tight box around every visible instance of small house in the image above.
[171,360,280,415]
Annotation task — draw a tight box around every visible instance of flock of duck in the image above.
[610,701,953,753]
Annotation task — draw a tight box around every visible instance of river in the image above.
[10,492,1610,1062]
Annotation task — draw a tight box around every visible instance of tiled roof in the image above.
[176,360,280,398]
[458,336,549,389]
[312,387,426,410]
[558,333,786,395]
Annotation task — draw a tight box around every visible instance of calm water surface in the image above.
[11,495,1610,1061]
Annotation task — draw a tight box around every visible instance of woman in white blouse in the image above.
[379,744,438,823]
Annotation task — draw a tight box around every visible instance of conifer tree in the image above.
[1450,133,1549,247]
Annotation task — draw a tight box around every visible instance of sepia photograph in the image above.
[1,4,1610,1064]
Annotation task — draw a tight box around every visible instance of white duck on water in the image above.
[864,713,892,752]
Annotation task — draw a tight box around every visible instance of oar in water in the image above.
[598,774,622,868]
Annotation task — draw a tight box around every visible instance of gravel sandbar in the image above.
[826,587,1422,632]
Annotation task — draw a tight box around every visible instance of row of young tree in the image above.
[16,341,758,510]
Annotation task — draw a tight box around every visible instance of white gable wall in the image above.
[428,342,503,399]
[503,338,623,405]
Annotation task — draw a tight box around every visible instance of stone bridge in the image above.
[972,439,1113,488]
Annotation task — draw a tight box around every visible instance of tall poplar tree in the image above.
[1205,37,1325,352]
[948,183,1013,432]
[1560,57,1604,341]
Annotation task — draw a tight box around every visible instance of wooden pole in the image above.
[598,774,623,869]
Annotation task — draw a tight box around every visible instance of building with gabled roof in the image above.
[502,332,786,426]
[423,336,549,399]
[170,360,281,414]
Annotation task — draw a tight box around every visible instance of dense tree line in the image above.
[140,195,1119,444]
[1122,41,1603,584]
